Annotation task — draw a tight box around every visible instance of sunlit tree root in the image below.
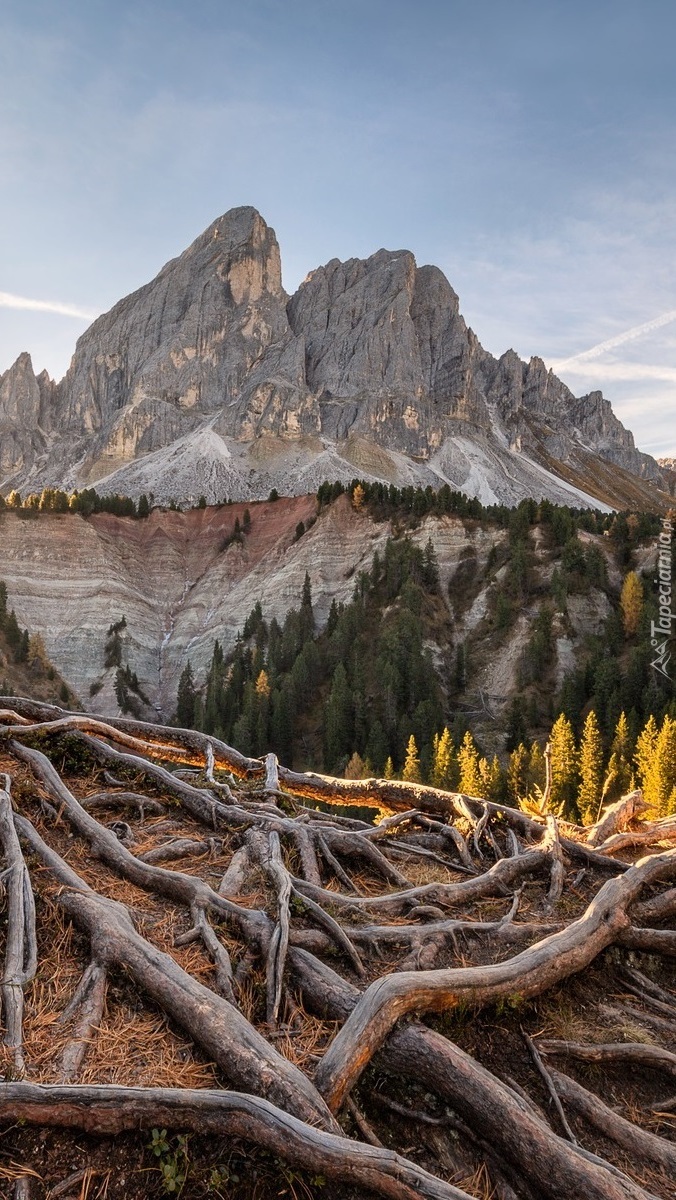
[0,1083,473,1200]
[0,699,639,869]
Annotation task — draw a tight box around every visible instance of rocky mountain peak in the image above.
[0,208,670,511]
[0,352,41,424]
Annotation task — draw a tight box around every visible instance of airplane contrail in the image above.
[553,309,676,370]
[0,291,97,321]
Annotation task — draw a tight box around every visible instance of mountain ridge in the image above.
[0,205,669,511]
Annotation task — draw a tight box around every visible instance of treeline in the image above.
[317,478,664,548]
[0,487,150,518]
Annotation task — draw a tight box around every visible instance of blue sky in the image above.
[1,0,675,457]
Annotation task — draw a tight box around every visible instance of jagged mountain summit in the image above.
[0,206,669,509]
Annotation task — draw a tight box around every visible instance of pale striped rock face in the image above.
[0,207,668,511]
[0,495,503,720]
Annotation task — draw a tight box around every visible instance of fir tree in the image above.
[634,714,660,791]
[457,730,483,796]
[402,735,422,783]
[577,710,604,824]
[620,571,643,637]
[549,713,579,818]
[431,727,455,790]
[175,662,197,726]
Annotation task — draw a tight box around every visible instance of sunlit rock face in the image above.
[0,206,668,510]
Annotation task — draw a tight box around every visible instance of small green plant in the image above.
[148,1129,190,1194]
[207,1164,241,1195]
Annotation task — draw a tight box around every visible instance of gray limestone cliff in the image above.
[0,206,667,510]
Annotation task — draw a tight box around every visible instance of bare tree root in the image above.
[0,1082,472,1200]
[57,963,107,1082]
[0,774,37,1074]
[536,1040,676,1080]
[586,791,648,847]
[3,701,676,1198]
[549,1067,676,1175]
[313,846,676,1112]
[289,950,661,1200]
[14,813,337,1131]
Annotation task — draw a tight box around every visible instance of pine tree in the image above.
[383,756,395,779]
[431,727,455,790]
[620,571,643,637]
[402,735,422,783]
[352,483,365,511]
[457,731,483,796]
[577,710,604,824]
[479,755,503,803]
[549,713,579,818]
[324,663,353,771]
[422,539,440,592]
[643,716,676,815]
[507,743,530,804]
[634,714,660,790]
[176,663,197,727]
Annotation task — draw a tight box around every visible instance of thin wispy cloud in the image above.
[0,291,96,321]
[553,361,676,384]
[553,309,676,369]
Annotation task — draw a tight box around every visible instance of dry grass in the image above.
[454,1162,497,1199]
[79,1006,219,1089]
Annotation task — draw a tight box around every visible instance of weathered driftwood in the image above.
[0,1082,470,1200]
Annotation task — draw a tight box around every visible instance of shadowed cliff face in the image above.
[0,206,668,509]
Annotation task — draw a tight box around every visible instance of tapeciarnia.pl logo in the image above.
[651,516,675,679]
